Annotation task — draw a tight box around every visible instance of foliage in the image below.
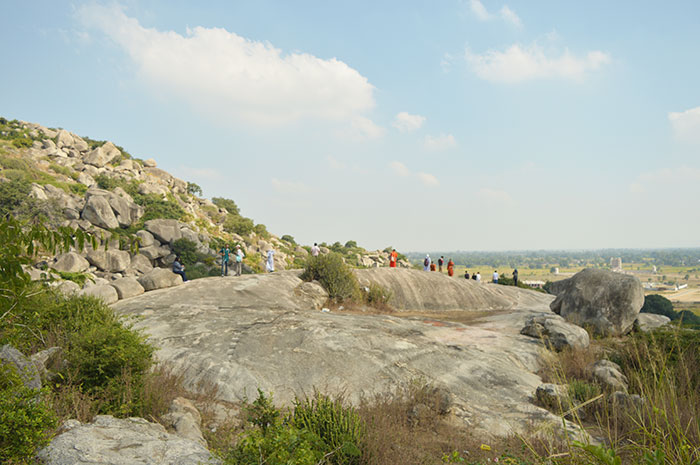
[292,392,364,465]
[0,365,57,465]
[48,163,77,180]
[641,294,700,328]
[301,253,360,301]
[281,234,296,245]
[573,442,621,465]
[186,181,202,196]
[254,222,270,238]
[138,194,186,222]
[0,177,32,218]
[212,197,240,215]
[364,282,393,307]
[568,379,601,403]
[170,238,200,266]
[54,270,93,287]
[223,214,254,236]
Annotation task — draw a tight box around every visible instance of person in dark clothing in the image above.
[438,256,445,272]
[464,270,470,279]
[172,256,187,282]
[513,268,519,287]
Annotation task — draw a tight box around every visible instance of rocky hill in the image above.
[0,117,408,303]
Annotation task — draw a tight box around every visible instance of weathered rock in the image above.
[161,397,206,446]
[635,313,671,332]
[37,415,218,465]
[136,230,155,247]
[549,269,644,336]
[589,360,628,392]
[110,277,145,300]
[138,181,169,197]
[355,268,553,312]
[536,383,572,413]
[139,245,171,261]
[0,345,41,389]
[53,252,90,273]
[113,271,584,439]
[30,347,61,380]
[72,135,89,152]
[63,207,80,220]
[144,158,157,167]
[137,268,183,291]
[80,284,119,304]
[611,391,644,411]
[145,219,182,244]
[82,195,120,229]
[86,249,131,273]
[520,314,590,351]
[55,129,74,149]
[83,142,121,167]
[295,281,329,310]
[107,192,144,227]
[129,254,154,274]
[55,280,81,296]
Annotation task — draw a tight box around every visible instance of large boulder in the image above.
[136,230,155,247]
[520,314,590,351]
[588,360,628,392]
[0,345,41,389]
[83,142,121,167]
[80,284,119,304]
[52,252,90,273]
[139,245,171,261]
[137,268,183,291]
[549,269,644,336]
[37,415,218,465]
[82,195,120,229]
[129,254,154,274]
[161,397,206,446]
[84,188,143,228]
[635,313,671,332]
[86,249,131,273]
[110,277,145,300]
[145,219,182,244]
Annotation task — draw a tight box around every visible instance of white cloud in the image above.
[470,0,492,21]
[499,6,522,28]
[466,43,610,83]
[390,161,411,177]
[424,133,456,151]
[470,1,522,27]
[669,106,700,143]
[478,187,513,204]
[630,166,700,193]
[271,178,311,194]
[327,156,347,170]
[77,4,376,126]
[417,172,439,186]
[389,162,439,186]
[338,116,385,140]
[392,112,426,132]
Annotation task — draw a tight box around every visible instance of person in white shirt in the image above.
[234,245,245,276]
[475,272,481,282]
[492,270,499,283]
[311,243,320,257]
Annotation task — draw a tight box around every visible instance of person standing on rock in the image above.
[423,254,431,271]
[234,245,245,276]
[219,244,231,277]
[311,243,320,257]
[438,256,445,272]
[492,270,499,284]
[513,268,519,287]
[389,249,398,268]
[172,256,188,282]
[447,259,455,277]
[266,249,275,272]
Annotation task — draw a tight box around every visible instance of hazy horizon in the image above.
[2,1,699,251]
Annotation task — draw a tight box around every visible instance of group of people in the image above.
[218,244,246,276]
[423,255,456,276]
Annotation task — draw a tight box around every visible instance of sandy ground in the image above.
[663,287,700,303]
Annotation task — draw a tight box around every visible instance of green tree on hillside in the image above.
[212,197,240,215]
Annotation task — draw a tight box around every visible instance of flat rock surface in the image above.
[113,270,574,437]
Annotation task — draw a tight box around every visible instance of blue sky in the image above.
[2,1,699,251]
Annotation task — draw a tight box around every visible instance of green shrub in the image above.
[281,234,296,245]
[364,282,393,307]
[568,379,601,403]
[11,137,33,148]
[48,163,75,179]
[54,270,93,287]
[223,214,254,236]
[0,364,57,465]
[212,197,240,215]
[292,392,364,465]
[0,178,32,218]
[254,223,270,239]
[301,253,359,301]
[138,194,186,222]
[641,294,675,319]
[171,238,200,266]
[186,182,202,196]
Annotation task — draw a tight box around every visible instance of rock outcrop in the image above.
[37,415,218,465]
[137,268,183,291]
[113,270,583,439]
[635,313,671,332]
[520,314,590,351]
[549,269,644,336]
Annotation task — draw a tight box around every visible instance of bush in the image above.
[0,178,31,218]
[301,253,360,301]
[641,294,675,319]
[138,194,186,222]
[254,223,270,239]
[171,238,200,266]
[186,182,202,196]
[292,393,364,465]
[281,235,296,245]
[223,214,254,236]
[0,364,57,465]
[364,282,393,307]
[212,197,240,215]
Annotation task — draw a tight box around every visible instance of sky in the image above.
[1,1,699,252]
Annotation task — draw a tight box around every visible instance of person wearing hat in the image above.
[234,244,245,276]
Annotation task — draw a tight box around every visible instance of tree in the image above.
[186,182,202,196]
[640,294,675,319]
[281,235,296,245]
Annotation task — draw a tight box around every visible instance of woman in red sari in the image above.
[447,259,455,277]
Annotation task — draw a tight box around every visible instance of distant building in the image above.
[524,280,545,289]
[652,265,657,273]
[610,257,622,272]
[553,267,559,275]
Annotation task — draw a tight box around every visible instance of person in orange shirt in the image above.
[430,262,437,271]
[447,258,455,277]
[389,249,398,268]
